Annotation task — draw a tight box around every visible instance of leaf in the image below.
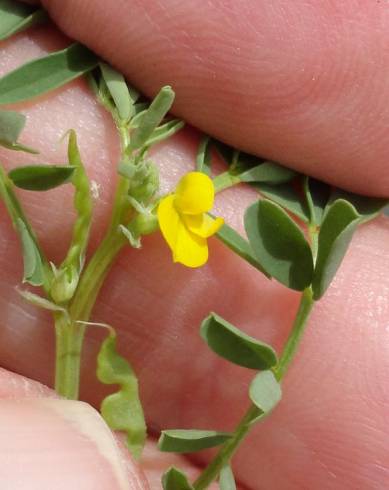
[0,110,25,144]
[0,165,45,286]
[162,467,194,490]
[303,177,331,226]
[249,370,282,414]
[219,465,236,490]
[213,139,235,166]
[145,118,185,147]
[239,161,296,185]
[16,218,44,285]
[256,182,310,222]
[215,221,269,277]
[99,62,135,121]
[17,288,67,314]
[130,86,175,150]
[158,429,232,453]
[96,333,146,459]
[0,109,38,153]
[245,200,314,291]
[9,165,76,191]
[200,313,278,370]
[196,135,212,175]
[0,0,48,41]
[0,43,99,105]
[312,199,359,300]
[328,188,388,223]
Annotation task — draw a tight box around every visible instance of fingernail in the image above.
[0,398,143,489]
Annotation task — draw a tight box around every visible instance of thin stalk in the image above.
[193,287,315,488]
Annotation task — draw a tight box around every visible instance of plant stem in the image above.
[193,405,261,490]
[274,287,314,381]
[193,287,315,488]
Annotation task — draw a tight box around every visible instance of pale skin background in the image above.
[0,1,389,488]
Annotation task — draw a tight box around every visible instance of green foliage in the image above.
[256,182,310,222]
[162,468,194,490]
[96,333,146,459]
[245,199,314,290]
[238,160,296,185]
[0,43,98,105]
[0,110,37,153]
[159,429,232,453]
[312,199,359,300]
[0,0,47,41]
[201,313,278,370]
[303,177,331,226]
[99,62,135,121]
[129,86,175,150]
[144,118,184,147]
[0,165,45,286]
[328,188,388,223]
[215,220,269,276]
[9,165,76,191]
[50,131,93,303]
[17,288,67,315]
[249,370,282,414]
[219,465,236,490]
[196,135,212,175]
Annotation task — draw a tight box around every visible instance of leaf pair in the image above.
[244,197,363,298]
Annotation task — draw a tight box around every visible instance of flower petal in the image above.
[183,213,224,238]
[158,194,208,267]
[157,194,181,252]
[174,172,215,215]
[174,224,208,268]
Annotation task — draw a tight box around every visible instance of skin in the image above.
[1,1,389,488]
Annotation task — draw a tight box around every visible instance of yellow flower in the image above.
[158,172,224,267]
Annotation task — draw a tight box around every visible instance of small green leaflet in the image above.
[17,218,44,286]
[158,429,232,453]
[303,177,331,226]
[145,118,185,147]
[162,468,194,490]
[219,465,236,490]
[256,182,310,222]
[0,165,45,286]
[130,86,175,150]
[328,188,388,223]
[201,313,278,370]
[238,161,296,185]
[17,288,67,315]
[249,370,282,414]
[0,110,38,154]
[9,165,76,191]
[0,43,99,105]
[96,333,146,459]
[215,220,269,276]
[0,0,48,42]
[196,135,212,175]
[312,199,359,300]
[99,62,135,121]
[245,200,314,291]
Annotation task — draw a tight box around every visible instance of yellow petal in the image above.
[174,172,215,215]
[158,194,208,267]
[157,194,181,252]
[183,213,224,238]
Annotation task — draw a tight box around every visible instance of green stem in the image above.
[213,171,241,193]
[193,287,315,488]
[193,405,260,490]
[274,287,314,381]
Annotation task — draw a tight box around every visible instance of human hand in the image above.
[0,2,388,488]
